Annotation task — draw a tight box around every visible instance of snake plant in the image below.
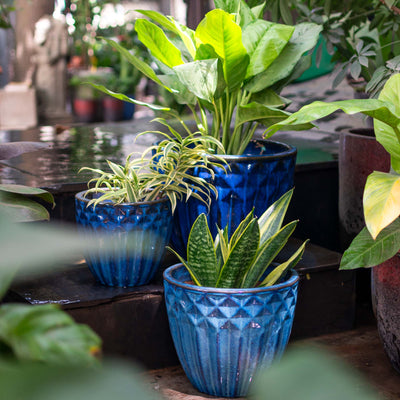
[168,189,307,288]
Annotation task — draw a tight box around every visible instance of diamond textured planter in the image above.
[164,264,299,398]
[75,191,173,287]
[171,139,297,255]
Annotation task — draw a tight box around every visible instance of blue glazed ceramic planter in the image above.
[75,191,173,287]
[164,264,299,398]
[171,139,297,255]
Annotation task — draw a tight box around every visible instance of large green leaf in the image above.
[158,74,197,105]
[260,239,307,287]
[0,360,159,400]
[242,20,294,79]
[136,10,197,58]
[173,59,225,103]
[135,19,184,69]
[0,184,54,205]
[241,220,297,287]
[363,171,400,239]
[265,99,400,138]
[245,23,322,93]
[214,0,256,27]
[0,304,100,365]
[340,219,400,270]
[250,89,291,108]
[237,102,292,128]
[374,73,400,172]
[0,192,50,222]
[195,9,249,91]
[216,219,260,288]
[101,38,166,88]
[258,189,293,245]
[187,214,218,286]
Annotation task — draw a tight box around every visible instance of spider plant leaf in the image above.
[187,214,218,286]
[241,220,298,288]
[259,239,307,287]
[216,218,260,288]
[107,161,126,180]
[258,189,293,246]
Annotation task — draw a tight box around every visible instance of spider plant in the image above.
[80,118,226,212]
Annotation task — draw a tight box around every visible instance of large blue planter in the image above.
[164,264,299,398]
[75,191,173,287]
[171,139,296,255]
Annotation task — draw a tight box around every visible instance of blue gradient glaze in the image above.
[75,191,173,287]
[171,140,297,255]
[164,264,299,398]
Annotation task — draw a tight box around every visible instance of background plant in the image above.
[169,190,307,288]
[81,119,225,212]
[91,0,319,155]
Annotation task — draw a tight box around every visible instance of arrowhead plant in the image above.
[89,0,320,155]
[168,189,307,288]
[265,73,400,270]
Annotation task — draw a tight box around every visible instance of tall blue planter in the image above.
[171,139,296,255]
[75,191,173,287]
[164,264,299,398]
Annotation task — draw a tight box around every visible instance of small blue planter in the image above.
[75,191,173,287]
[171,139,296,255]
[164,264,299,398]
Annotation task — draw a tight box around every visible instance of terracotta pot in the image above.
[102,97,124,122]
[372,255,400,372]
[73,98,102,123]
[339,128,390,249]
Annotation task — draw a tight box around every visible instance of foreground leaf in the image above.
[0,304,100,365]
[340,219,400,270]
[363,171,400,239]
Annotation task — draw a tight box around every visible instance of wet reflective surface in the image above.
[0,118,339,192]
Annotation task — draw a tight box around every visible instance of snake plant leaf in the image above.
[245,23,322,93]
[216,218,260,288]
[135,19,184,69]
[136,9,196,59]
[340,219,400,270]
[187,214,218,286]
[241,220,298,288]
[101,38,166,89]
[173,59,225,103]
[242,20,294,79]
[374,73,400,173]
[230,209,254,248]
[0,304,101,365]
[363,171,400,239]
[258,189,293,245]
[195,9,249,92]
[264,99,400,138]
[260,239,307,287]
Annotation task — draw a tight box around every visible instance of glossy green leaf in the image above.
[258,189,293,245]
[101,38,166,88]
[0,360,159,400]
[159,74,197,105]
[187,214,218,286]
[250,89,291,108]
[374,73,400,172]
[363,171,400,239]
[260,239,307,287]
[242,20,294,79]
[173,59,225,102]
[237,102,293,128]
[0,304,100,365]
[251,2,266,19]
[135,19,184,69]
[241,220,297,287]
[252,347,380,400]
[195,9,249,91]
[216,219,259,288]
[214,0,256,27]
[265,99,400,138]
[340,219,400,270]
[0,192,50,222]
[0,184,54,205]
[245,23,322,93]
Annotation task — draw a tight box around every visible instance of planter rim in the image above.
[75,189,170,208]
[163,263,299,294]
[340,127,375,140]
[214,139,297,162]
